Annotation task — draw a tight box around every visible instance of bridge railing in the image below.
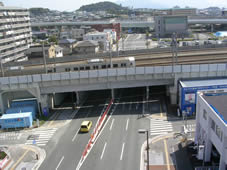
[0,63,226,86]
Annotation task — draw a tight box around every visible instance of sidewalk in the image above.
[1,144,45,170]
[140,133,193,170]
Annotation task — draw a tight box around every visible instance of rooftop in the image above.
[203,93,227,124]
[0,112,32,119]
[59,39,76,44]
[180,79,227,88]
[75,40,99,47]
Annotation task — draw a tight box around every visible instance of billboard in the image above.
[164,16,187,32]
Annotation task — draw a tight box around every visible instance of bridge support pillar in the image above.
[0,93,5,114]
[211,24,214,32]
[39,94,51,116]
[146,86,149,100]
[111,89,115,100]
[76,91,86,106]
[169,86,177,105]
[76,92,79,105]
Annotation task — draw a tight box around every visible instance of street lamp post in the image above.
[138,129,149,170]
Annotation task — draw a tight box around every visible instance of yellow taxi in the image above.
[80,121,92,132]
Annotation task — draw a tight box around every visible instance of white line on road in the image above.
[126,119,129,131]
[72,129,80,142]
[109,119,115,131]
[56,156,64,170]
[120,142,125,160]
[100,142,107,160]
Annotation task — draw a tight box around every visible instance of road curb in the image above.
[140,133,175,170]
[21,144,46,170]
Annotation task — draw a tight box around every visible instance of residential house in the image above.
[58,39,77,55]
[73,40,99,54]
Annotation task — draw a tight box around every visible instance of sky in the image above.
[1,0,227,11]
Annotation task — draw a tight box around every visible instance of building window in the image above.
[113,64,118,68]
[211,119,215,131]
[203,109,207,120]
[215,125,223,141]
[65,68,70,72]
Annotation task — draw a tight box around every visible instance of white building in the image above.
[60,28,85,40]
[83,31,110,51]
[104,29,117,43]
[0,5,32,63]
[195,91,227,170]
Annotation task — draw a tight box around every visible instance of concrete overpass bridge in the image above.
[30,18,227,28]
[0,63,227,114]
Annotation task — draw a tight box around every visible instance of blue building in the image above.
[178,79,227,116]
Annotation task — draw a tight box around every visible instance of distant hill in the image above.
[77,1,129,13]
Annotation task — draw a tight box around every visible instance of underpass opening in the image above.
[112,86,170,117]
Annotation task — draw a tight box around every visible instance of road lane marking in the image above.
[126,119,129,131]
[100,142,107,160]
[164,139,170,170]
[56,156,64,170]
[10,149,29,170]
[72,129,80,142]
[109,119,115,131]
[120,142,125,160]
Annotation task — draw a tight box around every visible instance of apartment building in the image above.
[155,16,188,38]
[153,8,197,16]
[0,4,32,63]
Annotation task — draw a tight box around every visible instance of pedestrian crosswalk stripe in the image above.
[149,118,173,136]
[25,128,57,147]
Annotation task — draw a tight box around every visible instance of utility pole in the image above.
[109,41,112,68]
[42,42,47,74]
[0,58,4,77]
[171,32,178,74]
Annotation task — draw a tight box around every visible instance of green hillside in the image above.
[77,1,129,13]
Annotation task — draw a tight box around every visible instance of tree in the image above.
[146,31,149,40]
[173,5,180,9]
[48,35,58,44]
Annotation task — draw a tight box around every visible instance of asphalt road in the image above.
[37,87,196,170]
[80,88,150,170]
[119,34,148,51]
[39,91,110,170]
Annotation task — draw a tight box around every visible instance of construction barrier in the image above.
[82,99,113,159]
